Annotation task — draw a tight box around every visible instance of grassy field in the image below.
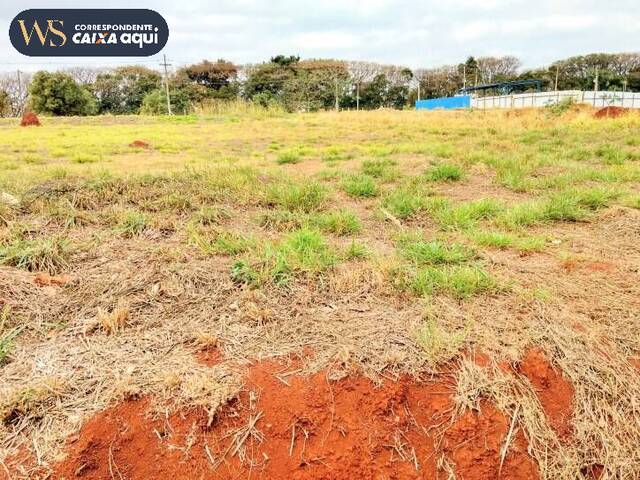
[1,107,639,479]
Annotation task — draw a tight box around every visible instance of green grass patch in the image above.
[497,187,620,229]
[276,150,303,165]
[342,174,378,198]
[231,228,337,286]
[410,265,497,299]
[470,230,514,249]
[361,159,397,180]
[437,199,503,230]
[118,210,148,237]
[265,181,327,212]
[398,234,475,265]
[426,163,464,182]
[381,184,441,220]
[310,210,361,236]
[0,237,69,273]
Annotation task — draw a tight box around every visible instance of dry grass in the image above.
[0,108,639,478]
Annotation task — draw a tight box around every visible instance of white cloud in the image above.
[0,0,637,71]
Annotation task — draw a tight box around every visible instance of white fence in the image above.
[471,90,640,110]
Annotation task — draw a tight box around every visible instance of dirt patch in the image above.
[442,402,539,479]
[195,346,222,366]
[129,140,150,149]
[517,349,574,440]
[593,106,630,119]
[20,112,41,127]
[584,261,615,272]
[33,273,70,287]
[49,360,540,479]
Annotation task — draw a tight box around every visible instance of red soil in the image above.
[593,106,630,119]
[20,112,41,127]
[129,140,150,148]
[33,273,71,287]
[442,402,539,479]
[584,261,614,272]
[195,346,223,366]
[517,349,575,440]
[49,360,541,480]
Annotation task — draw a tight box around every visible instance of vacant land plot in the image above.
[0,107,639,479]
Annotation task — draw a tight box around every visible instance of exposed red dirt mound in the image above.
[20,112,41,127]
[50,361,540,480]
[129,140,150,148]
[443,402,539,479]
[593,106,630,119]
[517,349,574,439]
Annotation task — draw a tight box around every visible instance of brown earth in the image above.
[593,106,630,119]
[129,140,150,148]
[48,360,540,480]
[517,349,575,440]
[20,112,41,127]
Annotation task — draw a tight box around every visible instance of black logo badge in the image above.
[9,9,168,56]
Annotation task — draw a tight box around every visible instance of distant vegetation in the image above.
[0,52,638,116]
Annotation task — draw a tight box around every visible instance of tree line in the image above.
[1,52,639,117]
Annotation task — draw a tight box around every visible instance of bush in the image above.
[29,71,96,116]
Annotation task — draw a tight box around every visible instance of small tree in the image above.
[0,90,11,117]
[29,71,96,116]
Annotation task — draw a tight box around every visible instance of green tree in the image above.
[92,66,161,114]
[179,59,239,99]
[28,71,96,116]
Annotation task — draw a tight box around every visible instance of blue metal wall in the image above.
[415,96,471,110]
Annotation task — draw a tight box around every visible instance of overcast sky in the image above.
[1,0,639,72]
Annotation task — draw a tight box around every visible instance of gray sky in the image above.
[1,0,639,72]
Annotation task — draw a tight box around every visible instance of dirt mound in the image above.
[129,140,150,148]
[517,349,574,439]
[593,106,630,119]
[20,112,41,127]
[50,361,540,479]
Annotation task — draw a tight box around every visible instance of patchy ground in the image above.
[1,108,639,479]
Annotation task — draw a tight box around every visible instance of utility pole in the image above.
[554,66,559,91]
[16,69,22,115]
[356,82,360,111]
[160,54,173,115]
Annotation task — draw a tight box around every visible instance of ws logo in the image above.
[16,19,67,47]
[9,9,168,57]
